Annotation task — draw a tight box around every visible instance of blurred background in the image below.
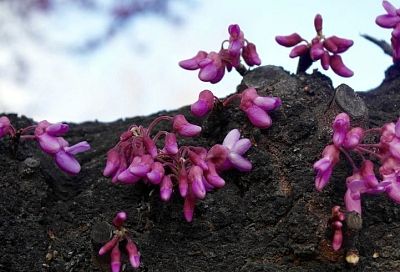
[0,0,392,122]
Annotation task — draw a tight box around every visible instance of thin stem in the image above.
[339,147,358,171]
[355,146,383,160]
[235,64,247,76]
[152,131,166,145]
[20,135,36,140]
[296,49,313,74]
[19,125,37,135]
[353,150,366,161]
[147,116,172,134]
[8,125,17,137]
[358,143,381,148]
[363,128,382,134]
[222,93,241,107]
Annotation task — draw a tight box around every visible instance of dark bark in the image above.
[1,65,400,271]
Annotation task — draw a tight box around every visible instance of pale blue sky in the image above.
[0,0,392,122]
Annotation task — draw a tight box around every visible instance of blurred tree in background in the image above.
[0,0,186,83]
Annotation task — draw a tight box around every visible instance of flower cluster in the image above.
[376,0,400,62]
[191,88,281,129]
[103,115,252,222]
[276,14,354,77]
[98,212,140,272]
[314,113,400,248]
[0,116,90,175]
[179,24,261,84]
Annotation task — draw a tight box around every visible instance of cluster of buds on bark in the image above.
[0,116,90,175]
[314,113,400,248]
[103,114,252,222]
[329,206,345,251]
[376,0,400,62]
[179,24,261,83]
[98,212,140,272]
[276,14,354,77]
[190,88,281,129]
[314,113,400,214]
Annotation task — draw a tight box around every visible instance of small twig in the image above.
[361,33,393,57]
[235,64,248,76]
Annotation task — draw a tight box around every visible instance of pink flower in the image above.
[276,14,353,77]
[330,55,354,78]
[172,115,201,137]
[332,113,350,147]
[0,116,11,138]
[239,88,281,129]
[179,51,207,70]
[314,145,340,191]
[125,239,140,269]
[276,33,303,47]
[228,24,245,57]
[242,42,261,66]
[33,121,90,175]
[191,90,215,117]
[217,129,252,172]
[345,161,386,214]
[343,127,364,150]
[160,175,173,201]
[198,52,226,83]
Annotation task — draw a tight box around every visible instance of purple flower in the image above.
[34,120,90,175]
[179,24,260,84]
[382,173,400,203]
[146,162,165,184]
[179,51,208,70]
[314,145,340,191]
[204,162,225,188]
[103,149,121,177]
[275,33,304,47]
[239,88,281,129]
[111,245,121,272]
[242,42,261,66]
[198,51,226,83]
[172,115,201,137]
[228,24,245,56]
[330,206,345,251]
[160,175,173,201]
[376,1,400,63]
[330,54,354,78]
[289,44,309,58]
[332,221,343,251]
[163,132,178,155]
[343,127,364,150]
[99,212,140,271]
[0,116,11,138]
[178,167,189,198]
[183,193,196,222]
[112,211,127,227]
[332,113,350,147]
[376,1,400,28]
[55,141,90,175]
[276,14,353,77]
[219,129,252,172]
[188,166,206,199]
[191,90,215,117]
[314,14,323,33]
[125,239,140,269]
[323,36,354,54]
[345,161,385,214]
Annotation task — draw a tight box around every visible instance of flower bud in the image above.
[275,33,303,47]
[172,115,201,137]
[330,54,353,77]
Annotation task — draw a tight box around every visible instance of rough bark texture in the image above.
[1,65,400,272]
